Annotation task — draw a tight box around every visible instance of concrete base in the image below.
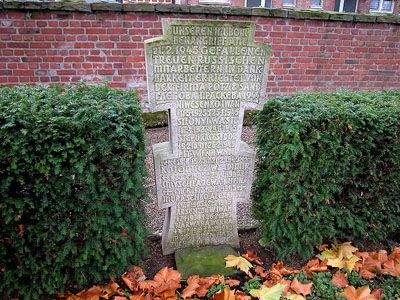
[175,244,243,279]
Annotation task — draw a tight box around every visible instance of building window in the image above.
[334,0,358,13]
[311,0,322,8]
[246,0,271,7]
[199,0,231,4]
[370,0,394,12]
[283,0,295,7]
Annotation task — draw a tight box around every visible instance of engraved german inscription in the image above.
[145,19,270,255]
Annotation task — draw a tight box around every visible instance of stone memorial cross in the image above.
[145,19,270,255]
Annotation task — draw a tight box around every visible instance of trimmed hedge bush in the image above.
[253,90,400,259]
[0,85,148,298]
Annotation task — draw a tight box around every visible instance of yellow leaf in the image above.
[285,293,306,300]
[345,255,360,272]
[338,242,359,260]
[249,284,286,300]
[327,258,346,269]
[319,248,338,261]
[225,255,253,276]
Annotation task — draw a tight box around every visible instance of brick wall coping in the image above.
[1,0,400,24]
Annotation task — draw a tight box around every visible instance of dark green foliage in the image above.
[0,85,148,298]
[253,90,400,260]
[307,272,345,300]
[346,269,400,300]
[241,277,261,294]
[373,275,400,300]
[206,282,225,298]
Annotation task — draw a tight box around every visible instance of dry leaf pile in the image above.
[57,243,400,300]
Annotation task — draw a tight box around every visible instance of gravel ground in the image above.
[143,125,259,234]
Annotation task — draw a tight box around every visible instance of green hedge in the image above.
[0,85,148,298]
[252,90,400,259]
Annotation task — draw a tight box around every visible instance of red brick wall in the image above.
[0,5,399,111]
[357,0,370,14]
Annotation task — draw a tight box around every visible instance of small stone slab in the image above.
[92,2,122,11]
[354,14,377,23]
[175,245,242,279]
[123,2,155,12]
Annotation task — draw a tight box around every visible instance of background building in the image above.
[122,0,400,15]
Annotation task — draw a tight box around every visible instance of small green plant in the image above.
[309,272,345,300]
[345,269,370,288]
[242,277,261,294]
[285,271,310,283]
[206,282,225,298]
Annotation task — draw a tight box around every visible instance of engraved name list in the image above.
[145,19,270,255]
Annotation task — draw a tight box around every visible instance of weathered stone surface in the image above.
[49,2,91,12]
[329,12,355,22]
[288,9,330,20]
[189,5,223,15]
[175,245,242,279]
[155,3,190,13]
[376,14,400,24]
[221,6,252,16]
[123,2,155,12]
[354,14,377,23]
[251,7,273,17]
[4,0,49,10]
[92,2,122,11]
[266,8,288,18]
[3,0,25,9]
[145,19,270,255]
[24,1,50,10]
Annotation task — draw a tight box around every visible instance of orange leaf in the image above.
[209,286,235,300]
[263,280,275,288]
[235,291,252,300]
[278,279,291,296]
[223,286,235,300]
[371,289,383,300]
[122,266,146,292]
[272,262,300,277]
[332,271,348,288]
[197,276,218,297]
[343,286,379,300]
[154,267,182,285]
[98,281,125,299]
[357,251,387,274]
[129,292,151,300]
[154,281,181,297]
[302,258,328,278]
[209,290,224,300]
[388,246,400,264]
[359,269,376,280]
[254,266,267,278]
[71,286,103,300]
[382,260,400,277]
[225,279,240,287]
[138,280,160,291]
[18,224,24,237]
[122,273,138,291]
[316,244,328,251]
[242,250,264,266]
[181,278,200,299]
[290,278,312,297]
[152,267,181,299]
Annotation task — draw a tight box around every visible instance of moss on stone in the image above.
[175,245,243,279]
